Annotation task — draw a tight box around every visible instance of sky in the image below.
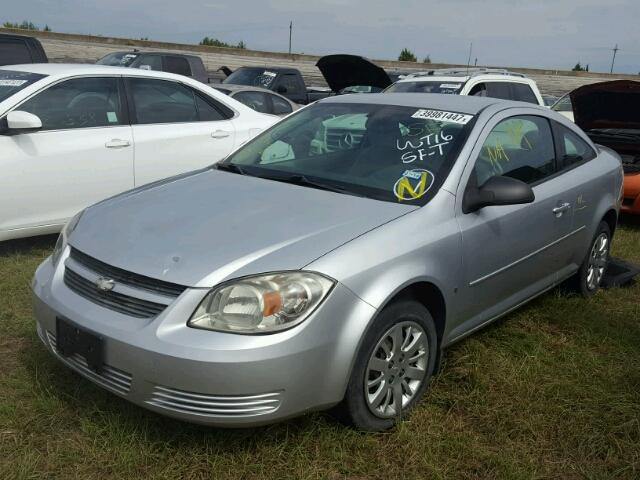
[4,0,640,74]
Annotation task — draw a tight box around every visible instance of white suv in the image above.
[385,68,545,106]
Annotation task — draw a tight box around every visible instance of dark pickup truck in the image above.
[222,55,393,104]
[96,51,210,83]
[0,33,48,66]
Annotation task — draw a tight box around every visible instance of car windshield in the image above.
[223,68,278,88]
[386,81,464,94]
[0,70,46,102]
[97,52,139,67]
[223,102,474,205]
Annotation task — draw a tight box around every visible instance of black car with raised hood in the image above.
[570,80,640,214]
[222,55,393,104]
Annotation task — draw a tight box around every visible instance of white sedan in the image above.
[0,64,278,241]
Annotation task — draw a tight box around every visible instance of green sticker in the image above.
[106,112,118,123]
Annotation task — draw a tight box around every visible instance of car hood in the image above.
[316,54,392,93]
[69,169,415,288]
[570,80,640,131]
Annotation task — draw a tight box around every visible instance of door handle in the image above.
[211,130,231,139]
[105,139,131,149]
[552,203,571,217]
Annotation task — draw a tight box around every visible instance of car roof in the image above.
[319,92,534,115]
[215,83,275,93]
[233,66,299,74]
[0,63,190,80]
[105,50,199,59]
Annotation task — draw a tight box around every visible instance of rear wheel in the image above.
[572,221,611,296]
[335,300,438,431]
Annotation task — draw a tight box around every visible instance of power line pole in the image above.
[466,42,473,74]
[610,44,619,73]
[288,21,292,55]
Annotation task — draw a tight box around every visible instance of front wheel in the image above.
[572,221,611,296]
[334,300,438,431]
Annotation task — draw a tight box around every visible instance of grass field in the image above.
[1,220,639,480]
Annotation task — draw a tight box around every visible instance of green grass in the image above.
[1,221,639,480]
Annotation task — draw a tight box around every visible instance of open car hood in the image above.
[316,54,392,93]
[570,80,640,131]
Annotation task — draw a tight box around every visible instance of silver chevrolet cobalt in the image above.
[32,94,623,431]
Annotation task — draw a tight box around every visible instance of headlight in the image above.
[51,210,84,266]
[188,272,335,334]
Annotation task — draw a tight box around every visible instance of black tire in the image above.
[570,221,611,296]
[334,300,438,431]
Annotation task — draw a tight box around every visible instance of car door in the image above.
[0,75,133,233]
[550,121,601,275]
[452,112,574,337]
[126,76,236,186]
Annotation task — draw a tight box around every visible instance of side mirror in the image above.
[276,85,287,94]
[463,176,535,213]
[2,111,42,135]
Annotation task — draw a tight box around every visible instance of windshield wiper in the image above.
[216,163,247,175]
[261,173,366,197]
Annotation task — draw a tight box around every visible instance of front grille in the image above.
[325,128,364,152]
[70,248,187,297]
[64,268,167,318]
[146,385,282,418]
[46,331,132,395]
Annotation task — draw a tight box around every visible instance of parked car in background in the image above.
[542,94,559,107]
[32,93,621,432]
[385,68,545,106]
[0,32,47,66]
[215,84,299,117]
[222,66,332,105]
[0,64,277,241]
[221,55,391,104]
[551,93,574,121]
[97,51,210,84]
[569,80,640,214]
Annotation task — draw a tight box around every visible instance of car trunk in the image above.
[570,80,640,173]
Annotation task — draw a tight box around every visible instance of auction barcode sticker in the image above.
[411,109,473,125]
[0,80,28,87]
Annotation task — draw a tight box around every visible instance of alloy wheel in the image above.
[364,321,429,418]
[586,232,609,291]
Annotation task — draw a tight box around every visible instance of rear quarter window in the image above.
[511,83,539,104]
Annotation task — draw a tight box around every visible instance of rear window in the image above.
[223,68,278,88]
[0,69,46,102]
[386,81,463,94]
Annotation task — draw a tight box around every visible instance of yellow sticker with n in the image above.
[394,169,435,201]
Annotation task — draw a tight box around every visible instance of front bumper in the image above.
[32,255,376,427]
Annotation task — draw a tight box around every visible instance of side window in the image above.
[485,82,512,100]
[18,77,123,131]
[511,83,539,104]
[233,91,270,114]
[473,115,556,186]
[270,94,293,115]
[468,82,487,97]
[277,74,300,94]
[129,78,198,124]
[555,123,596,169]
[136,55,162,71]
[162,56,192,77]
[194,93,227,121]
[552,94,572,112]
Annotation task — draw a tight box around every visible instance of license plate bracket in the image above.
[56,317,104,373]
